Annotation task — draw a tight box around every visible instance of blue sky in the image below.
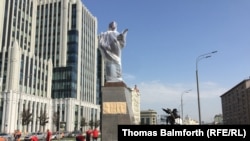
[82,0,250,123]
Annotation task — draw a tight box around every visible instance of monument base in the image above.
[101,81,134,141]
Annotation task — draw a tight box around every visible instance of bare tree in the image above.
[21,108,33,132]
[52,112,59,131]
[37,110,49,132]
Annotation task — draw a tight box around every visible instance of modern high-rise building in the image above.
[0,0,100,133]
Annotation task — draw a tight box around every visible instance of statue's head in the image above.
[109,21,117,31]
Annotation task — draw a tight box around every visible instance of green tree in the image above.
[89,120,94,129]
[94,120,100,128]
[89,120,100,129]
[80,117,88,131]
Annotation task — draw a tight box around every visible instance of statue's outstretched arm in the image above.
[117,29,128,48]
[122,29,128,35]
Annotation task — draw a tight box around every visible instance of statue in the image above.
[98,21,128,82]
[162,108,180,125]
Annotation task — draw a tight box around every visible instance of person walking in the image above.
[85,128,92,141]
[30,135,38,141]
[14,129,22,141]
[92,128,99,141]
[46,129,52,141]
[75,132,85,141]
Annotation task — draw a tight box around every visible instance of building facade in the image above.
[140,109,157,125]
[221,78,250,124]
[130,85,140,124]
[182,115,198,125]
[0,0,100,133]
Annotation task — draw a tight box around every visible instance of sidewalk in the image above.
[19,135,101,141]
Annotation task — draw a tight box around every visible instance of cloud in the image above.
[123,73,136,81]
[132,80,226,123]
[199,81,227,98]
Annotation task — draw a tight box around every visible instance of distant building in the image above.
[140,109,157,125]
[183,115,199,125]
[220,78,250,124]
[214,114,223,124]
[158,114,167,125]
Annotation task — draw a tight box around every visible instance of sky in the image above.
[82,0,250,123]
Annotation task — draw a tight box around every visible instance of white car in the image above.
[51,132,63,140]
[0,133,14,140]
[24,132,46,141]
[69,130,81,137]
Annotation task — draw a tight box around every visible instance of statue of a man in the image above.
[98,21,128,82]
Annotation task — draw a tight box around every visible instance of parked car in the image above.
[24,132,46,141]
[0,133,14,140]
[51,132,63,140]
[63,131,70,137]
[69,130,81,137]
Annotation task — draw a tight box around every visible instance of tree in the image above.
[89,120,94,129]
[37,110,49,132]
[89,120,100,129]
[94,120,100,128]
[52,111,59,131]
[80,117,88,131]
[21,108,33,132]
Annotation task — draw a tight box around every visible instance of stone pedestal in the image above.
[101,82,134,141]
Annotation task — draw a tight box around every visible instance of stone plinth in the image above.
[101,81,134,141]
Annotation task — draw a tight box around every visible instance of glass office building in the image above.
[0,0,100,132]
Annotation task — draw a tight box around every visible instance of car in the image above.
[0,133,14,140]
[24,132,46,141]
[69,130,81,137]
[51,132,63,140]
[63,131,70,137]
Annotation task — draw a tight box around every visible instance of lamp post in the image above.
[196,51,217,125]
[181,89,192,124]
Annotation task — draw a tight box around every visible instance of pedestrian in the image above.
[30,136,38,141]
[13,130,17,140]
[86,128,92,141]
[75,132,85,141]
[92,128,99,141]
[46,129,52,141]
[0,137,6,141]
[14,129,22,141]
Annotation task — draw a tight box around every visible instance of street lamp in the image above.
[181,89,192,124]
[196,51,217,125]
